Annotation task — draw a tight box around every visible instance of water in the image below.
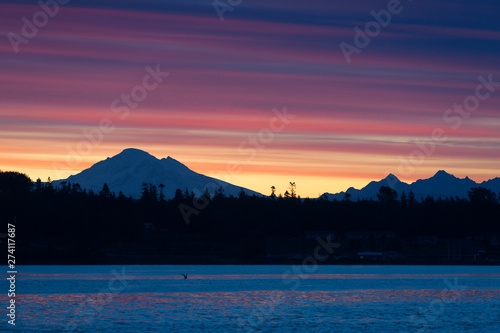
[8,265,500,332]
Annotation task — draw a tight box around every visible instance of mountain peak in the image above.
[322,169,500,202]
[118,148,154,157]
[160,156,190,172]
[384,173,400,181]
[57,148,262,199]
[382,173,401,186]
[432,170,455,179]
[163,156,176,162]
[161,156,182,164]
[112,148,158,162]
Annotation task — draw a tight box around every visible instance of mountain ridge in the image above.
[323,170,500,201]
[53,148,262,199]
[53,148,499,201]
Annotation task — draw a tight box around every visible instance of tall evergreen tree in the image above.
[289,182,297,198]
[408,190,416,205]
[100,183,111,198]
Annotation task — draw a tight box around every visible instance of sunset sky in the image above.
[1,0,499,197]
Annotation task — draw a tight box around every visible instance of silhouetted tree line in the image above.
[1,171,499,264]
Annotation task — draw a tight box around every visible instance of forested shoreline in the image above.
[1,171,499,265]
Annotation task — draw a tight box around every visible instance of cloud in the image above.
[1,1,499,196]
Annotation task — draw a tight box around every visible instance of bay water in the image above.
[7,265,500,332]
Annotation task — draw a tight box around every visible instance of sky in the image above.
[1,0,500,198]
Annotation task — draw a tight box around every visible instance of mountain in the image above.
[326,174,410,201]
[53,148,262,199]
[481,177,500,192]
[52,152,499,201]
[323,170,500,201]
[409,170,477,199]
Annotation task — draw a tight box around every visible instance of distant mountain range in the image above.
[323,170,500,201]
[53,148,499,201]
[53,148,262,199]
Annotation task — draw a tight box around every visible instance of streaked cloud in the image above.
[1,0,499,196]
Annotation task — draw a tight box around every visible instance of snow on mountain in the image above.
[53,148,262,199]
[322,170,500,201]
[51,151,499,201]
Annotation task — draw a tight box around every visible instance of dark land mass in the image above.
[1,171,500,265]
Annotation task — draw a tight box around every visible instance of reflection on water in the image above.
[10,266,500,332]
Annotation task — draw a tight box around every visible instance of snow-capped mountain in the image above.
[323,170,500,201]
[53,148,262,199]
